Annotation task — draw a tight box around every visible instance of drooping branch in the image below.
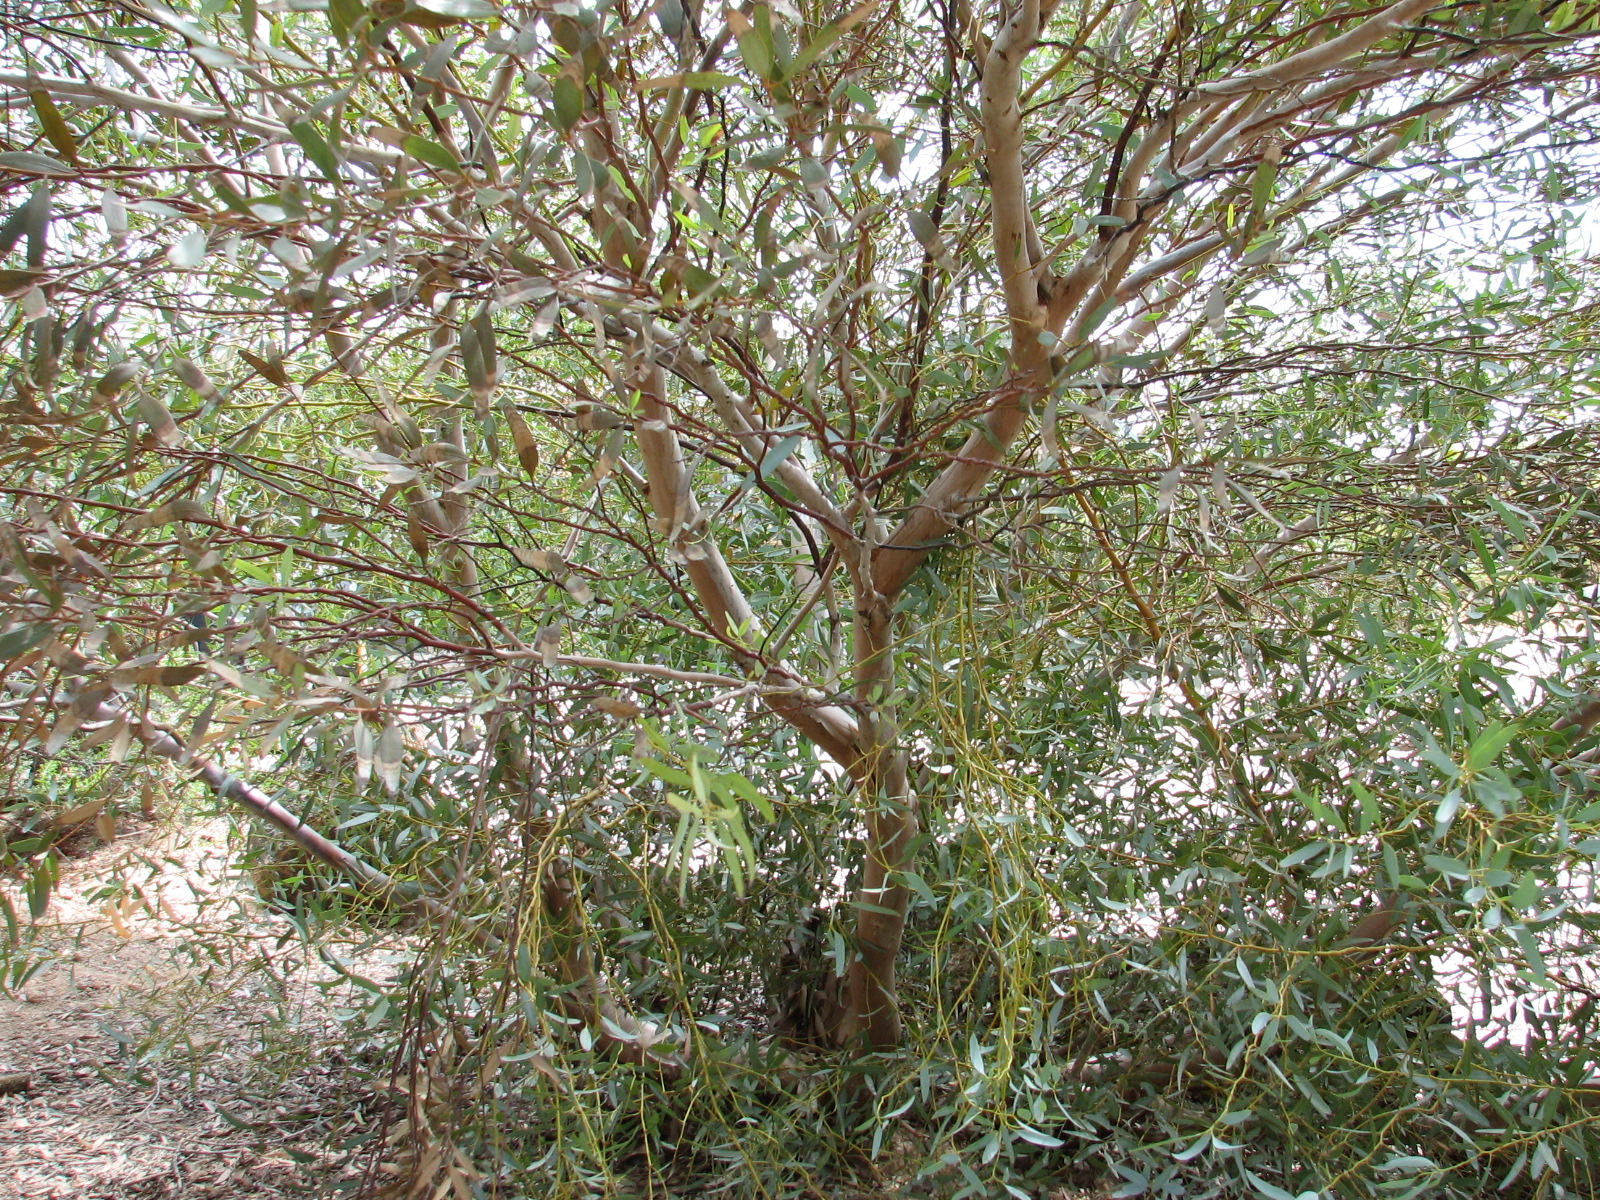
[67,695,680,1069]
[0,72,397,167]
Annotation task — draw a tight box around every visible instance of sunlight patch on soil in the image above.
[0,815,378,1199]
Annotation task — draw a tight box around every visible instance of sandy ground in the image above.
[0,814,377,1199]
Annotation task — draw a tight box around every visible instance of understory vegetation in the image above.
[3,1,1600,1196]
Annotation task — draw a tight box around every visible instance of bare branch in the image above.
[1195,0,1437,96]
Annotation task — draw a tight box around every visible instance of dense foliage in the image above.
[4,1,1600,1196]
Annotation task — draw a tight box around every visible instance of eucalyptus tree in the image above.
[5,0,1600,1195]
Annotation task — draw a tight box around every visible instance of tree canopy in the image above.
[4,0,1600,1196]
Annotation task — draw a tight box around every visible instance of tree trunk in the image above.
[832,557,919,1049]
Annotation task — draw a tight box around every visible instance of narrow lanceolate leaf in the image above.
[403,135,459,172]
[324,330,365,377]
[261,639,306,677]
[552,68,583,133]
[100,188,127,243]
[0,151,75,177]
[1249,141,1283,225]
[0,622,49,661]
[410,0,497,20]
[23,185,50,268]
[328,0,365,39]
[870,129,901,178]
[461,306,498,414]
[110,664,207,687]
[1464,721,1521,772]
[529,296,559,337]
[0,203,25,259]
[417,441,468,464]
[20,287,47,321]
[44,709,83,755]
[471,306,497,389]
[290,121,343,179]
[758,435,802,480]
[137,393,183,446]
[376,719,404,793]
[352,720,374,787]
[0,268,47,296]
[636,72,743,92]
[726,10,775,81]
[505,408,540,481]
[168,230,207,269]
[510,546,563,573]
[406,509,431,561]
[535,624,561,667]
[131,499,211,529]
[29,92,78,163]
[784,1,878,80]
[93,362,139,402]
[173,357,220,400]
[238,349,291,386]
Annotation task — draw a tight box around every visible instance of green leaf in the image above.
[553,71,584,133]
[1512,924,1548,982]
[1013,1124,1063,1148]
[758,434,802,480]
[1380,1156,1435,1175]
[22,184,50,268]
[27,852,58,920]
[1507,873,1541,910]
[29,91,78,164]
[1353,781,1381,834]
[679,262,719,304]
[328,0,366,39]
[727,10,775,81]
[638,757,693,788]
[0,622,49,660]
[1434,788,1463,836]
[1249,152,1279,218]
[167,229,207,269]
[290,121,343,179]
[1296,788,1346,833]
[784,2,877,80]
[0,268,47,296]
[718,771,777,821]
[1279,841,1328,870]
[402,135,459,172]
[1463,721,1520,773]
[1243,1170,1298,1200]
[637,71,744,91]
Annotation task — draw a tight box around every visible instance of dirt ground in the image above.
[0,813,1106,1200]
[0,814,377,1199]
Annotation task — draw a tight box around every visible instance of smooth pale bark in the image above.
[834,573,916,1048]
[1195,0,1438,96]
